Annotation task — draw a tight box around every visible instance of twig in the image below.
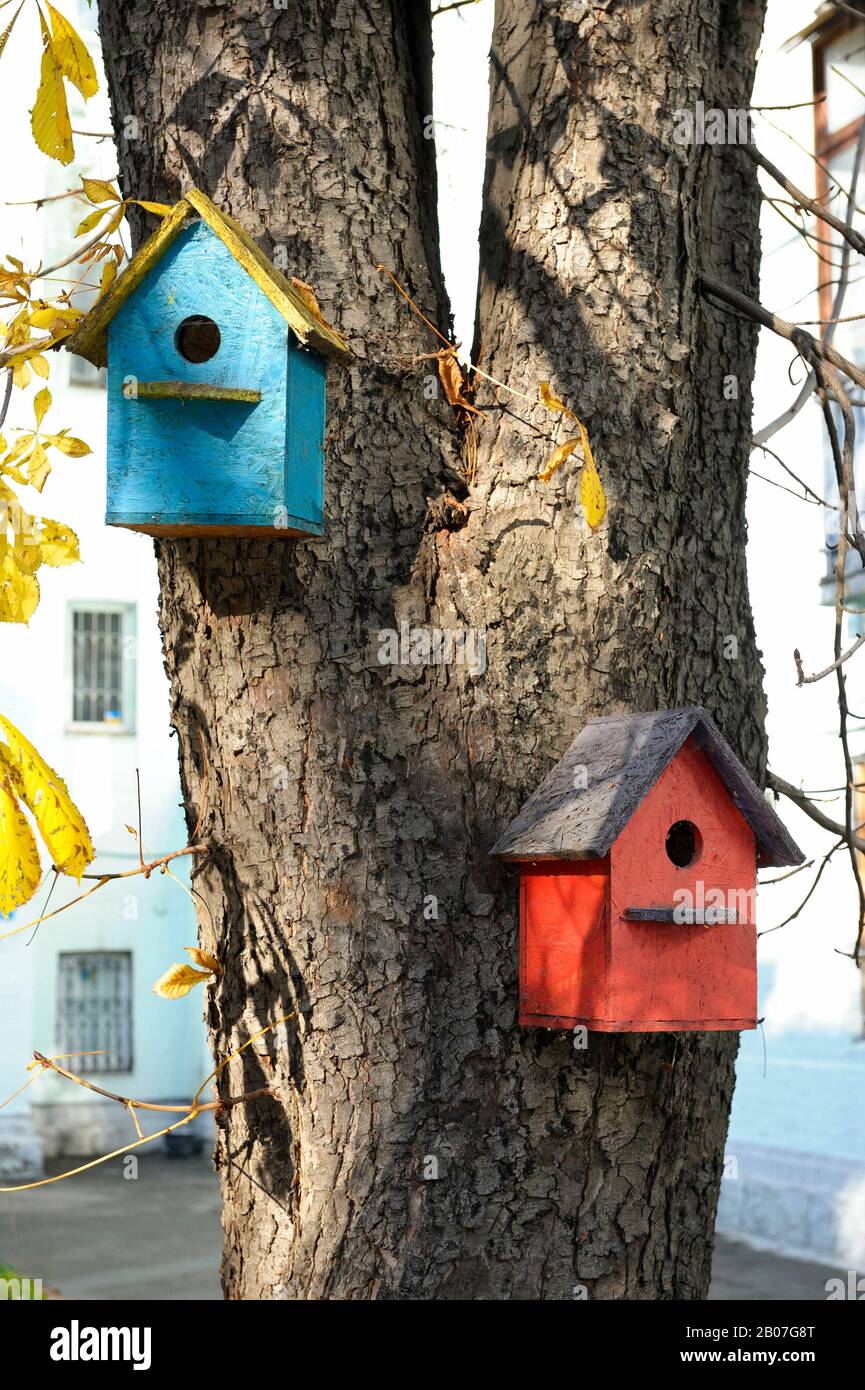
[795,630,865,684]
[136,767,144,870]
[749,467,821,505]
[698,272,865,392]
[753,112,860,211]
[0,1115,200,1192]
[27,867,59,947]
[33,1051,271,1114]
[751,442,835,507]
[753,120,865,448]
[745,144,865,257]
[769,772,865,855]
[0,845,208,944]
[759,839,844,937]
[192,1010,299,1111]
[432,0,481,14]
[760,858,816,885]
[825,394,865,966]
[0,368,12,433]
[750,98,825,112]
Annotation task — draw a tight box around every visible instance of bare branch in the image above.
[752,441,836,508]
[432,0,480,13]
[32,1051,271,1115]
[0,368,12,433]
[698,272,865,392]
[759,839,844,937]
[795,631,865,684]
[752,370,816,446]
[768,772,865,855]
[0,844,209,945]
[744,143,865,257]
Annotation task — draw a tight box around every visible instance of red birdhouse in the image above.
[490,708,804,1033]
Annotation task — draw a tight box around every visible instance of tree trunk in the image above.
[97,0,766,1299]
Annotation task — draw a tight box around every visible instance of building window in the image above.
[69,355,107,388]
[56,952,133,1073]
[69,603,135,731]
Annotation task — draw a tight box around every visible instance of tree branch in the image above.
[698,272,865,392]
[744,143,865,257]
[795,630,865,684]
[769,772,865,855]
[32,1052,271,1115]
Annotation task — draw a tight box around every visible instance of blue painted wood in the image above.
[105,220,326,536]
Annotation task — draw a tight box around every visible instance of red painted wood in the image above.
[609,736,757,1030]
[517,735,758,1033]
[520,861,608,1026]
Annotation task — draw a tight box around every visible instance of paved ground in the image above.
[709,1238,840,1301]
[0,1152,844,1300]
[0,1153,223,1300]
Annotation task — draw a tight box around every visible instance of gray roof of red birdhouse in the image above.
[489,706,804,868]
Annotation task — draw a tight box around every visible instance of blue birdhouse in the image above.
[66,188,352,537]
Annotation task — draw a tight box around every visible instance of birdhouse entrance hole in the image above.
[175,315,221,363]
[665,819,701,868]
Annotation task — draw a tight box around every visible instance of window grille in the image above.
[56,952,133,1073]
[71,607,131,728]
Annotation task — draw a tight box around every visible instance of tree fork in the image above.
[98,0,768,1298]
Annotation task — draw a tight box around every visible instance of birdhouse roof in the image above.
[65,188,353,368]
[490,706,804,868]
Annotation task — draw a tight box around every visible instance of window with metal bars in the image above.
[56,952,133,1074]
[70,605,134,729]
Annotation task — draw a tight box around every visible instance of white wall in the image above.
[0,1,207,1158]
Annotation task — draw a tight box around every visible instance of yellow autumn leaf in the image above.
[185,945,221,975]
[0,771,41,915]
[31,17,74,165]
[11,358,30,389]
[0,551,40,624]
[74,206,108,238]
[28,439,51,492]
[45,1,97,98]
[99,260,116,295]
[33,385,51,426]
[43,432,90,457]
[580,453,607,532]
[538,438,578,484]
[4,431,34,466]
[81,205,124,256]
[290,276,338,334]
[39,519,79,567]
[152,961,214,1000]
[30,353,50,380]
[539,381,575,419]
[13,525,43,575]
[0,714,94,879]
[28,304,81,330]
[81,176,119,205]
[129,200,172,217]
[0,460,27,486]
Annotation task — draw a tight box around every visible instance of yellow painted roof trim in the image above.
[65,188,353,368]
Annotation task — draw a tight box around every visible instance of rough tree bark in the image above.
[97,0,767,1298]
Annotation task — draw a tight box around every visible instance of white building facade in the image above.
[0,0,207,1176]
